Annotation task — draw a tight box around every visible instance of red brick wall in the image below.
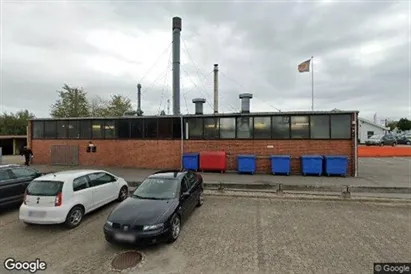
[31,139,354,176]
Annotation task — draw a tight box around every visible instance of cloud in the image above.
[0,0,409,121]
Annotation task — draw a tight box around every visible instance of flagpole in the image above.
[311,56,314,111]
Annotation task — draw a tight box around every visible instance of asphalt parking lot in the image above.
[0,196,410,274]
[358,157,410,187]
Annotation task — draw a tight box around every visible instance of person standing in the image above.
[20,146,33,166]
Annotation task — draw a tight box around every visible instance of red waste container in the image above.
[199,151,227,173]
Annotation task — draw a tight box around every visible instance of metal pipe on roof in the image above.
[172,17,182,115]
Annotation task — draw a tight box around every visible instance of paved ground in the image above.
[0,195,410,274]
[1,156,410,188]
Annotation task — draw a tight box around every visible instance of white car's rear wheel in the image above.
[65,206,84,229]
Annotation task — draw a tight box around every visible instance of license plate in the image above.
[28,211,46,217]
[114,233,135,242]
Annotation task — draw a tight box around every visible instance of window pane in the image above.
[272,116,290,139]
[158,118,173,139]
[144,118,158,138]
[220,118,235,139]
[44,121,56,138]
[291,116,309,139]
[172,118,182,139]
[68,120,80,139]
[130,119,143,138]
[56,120,68,139]
[310,115,330,139]
[204,118,219,139]
[188,118,203,139]
[79,120,91,139]
[104,120,116,139]
[118,119,130,138]
[331,115,351,139]
[237,117,252,139]
[91,120,103,138]
[32,121,44,139]
[254,116,271,139]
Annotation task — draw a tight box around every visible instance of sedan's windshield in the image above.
[132,177,179,200]
[369,135,382,139]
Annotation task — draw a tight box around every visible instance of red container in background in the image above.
[199,151,227,173]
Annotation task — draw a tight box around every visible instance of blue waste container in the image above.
[269,155,291,175]
[324,156,348,176]
[300,155,323,176]
[237,155,256,174]
[182,153,199,171]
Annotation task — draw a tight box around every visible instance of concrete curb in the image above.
[126,181,411,194]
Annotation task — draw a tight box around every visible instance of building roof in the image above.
[30,110,359,121]
[358,117,389,131]
[0,135,27,139]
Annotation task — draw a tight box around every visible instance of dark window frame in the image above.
[91,120,104,139]
[43,120,57,139]
[32,121,45,139]
[104,120,117,139]
[79,120,92,139]
[330,114,352,140]
[68,120,80,139]
[236,116,253,139]
[143,118,158,139]
[219,117,236,139]
[56,120,68,139]
[203,117,220,140]
[271,115,291,140]
[117,119,131,139]
[309,115,331,140]
[188,118,204,139]
[253,116,271,139]
[158,118,174,139]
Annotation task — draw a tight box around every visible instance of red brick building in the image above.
[28,109,359,176]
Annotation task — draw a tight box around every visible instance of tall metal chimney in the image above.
[192,98,206,115]
[239,93,253,113]
[172,17,182,115]
[213,64,219,113]
[136,83,143,116]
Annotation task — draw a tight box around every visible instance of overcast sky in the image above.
[0,0,409,122]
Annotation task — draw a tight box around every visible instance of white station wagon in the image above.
[19,170,129,228]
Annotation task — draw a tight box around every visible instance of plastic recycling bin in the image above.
[237,155,256,174]
[300,155,323,176]
[182,153,199,171]
[324,156,348,176]
[269,155,291,175]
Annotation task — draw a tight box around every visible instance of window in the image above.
[79,120,91,139]
[32,121,44,139]
[367,131,374,138]
[188,118,203,139]
[88,172,115,187]
[185,172,197,189]
[203,118,219,139]
[181,178,189,193]
[0,170,12,181]
[118,119,130,138]
[11,167,37,178]
[104,120,116,139]
[26,180,64,196]
[73,176,89,192]
[291,116,309,139]
[91,120,103,138]
[237,117,252,139]
[144,118,158,138]
[44,121,57,138]
[310,115,330,139]
[56,120,68,139]
[130,119,143,138]
[158,118,173,139]
[272,116,290,139]
[68,120,80,139]
[331,115,351,139]
[254,117,271,139]
[220,118,235,139]
[172,118,182,139]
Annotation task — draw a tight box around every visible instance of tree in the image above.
[106,95,133,116]
[397,118,411,131]
[386,121,398,131]
[89,96,110,117]
[90,94,133,117]
[50,84,90,117]
[0,110,35,135]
